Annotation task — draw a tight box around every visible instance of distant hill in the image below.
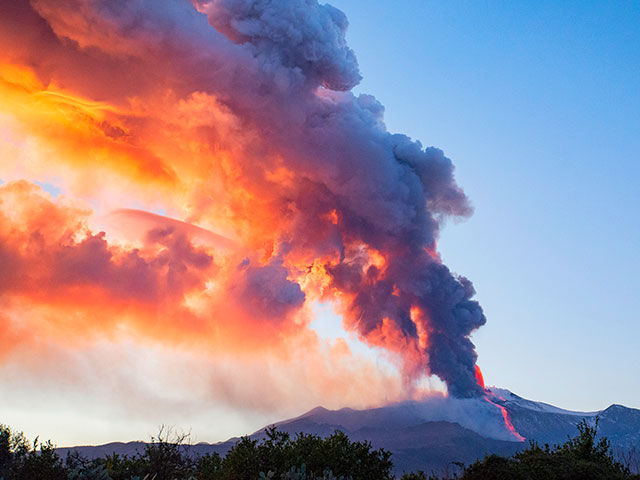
[57,388,640,475]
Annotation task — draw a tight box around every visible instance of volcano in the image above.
[58,388,640,474]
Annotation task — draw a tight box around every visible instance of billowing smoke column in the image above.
[0,0,486,397]
[201,0,487,397]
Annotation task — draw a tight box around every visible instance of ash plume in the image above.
[0,0,486,398]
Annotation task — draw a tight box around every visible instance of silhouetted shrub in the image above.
[458,418,638,480]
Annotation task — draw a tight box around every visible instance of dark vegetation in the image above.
[0,419,638,479]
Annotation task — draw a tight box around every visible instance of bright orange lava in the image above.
[475,364,486,390]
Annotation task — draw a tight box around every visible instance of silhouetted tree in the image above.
[221,427,392,480]
[5,437,65,480]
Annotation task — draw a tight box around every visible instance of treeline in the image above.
[1,420,638,479]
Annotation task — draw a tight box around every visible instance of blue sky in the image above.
[327,0,640,410]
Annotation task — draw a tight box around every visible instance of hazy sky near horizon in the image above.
[0,0,638,446]
[329,0,640,411]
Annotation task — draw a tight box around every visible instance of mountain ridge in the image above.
[57,388,640,474]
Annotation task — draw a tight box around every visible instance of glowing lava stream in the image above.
[487,397,526,442]
[476,366,526,442]
[474,364,486,389]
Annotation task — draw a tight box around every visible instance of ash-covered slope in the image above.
[271,392,523,442]
[58,389,640,474]
[490,388,640,447]
[264,405,522,474]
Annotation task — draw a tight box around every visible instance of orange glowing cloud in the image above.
[0,180,405,411]
[0,181,292,348]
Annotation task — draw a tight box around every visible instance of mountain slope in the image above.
[57,389,640,474]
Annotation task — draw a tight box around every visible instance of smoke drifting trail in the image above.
[0,0,486,397]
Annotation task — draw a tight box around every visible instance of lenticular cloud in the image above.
[0,0,486,399]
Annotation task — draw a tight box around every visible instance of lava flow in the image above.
[476,366,525,442]
[474,364,486,389]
